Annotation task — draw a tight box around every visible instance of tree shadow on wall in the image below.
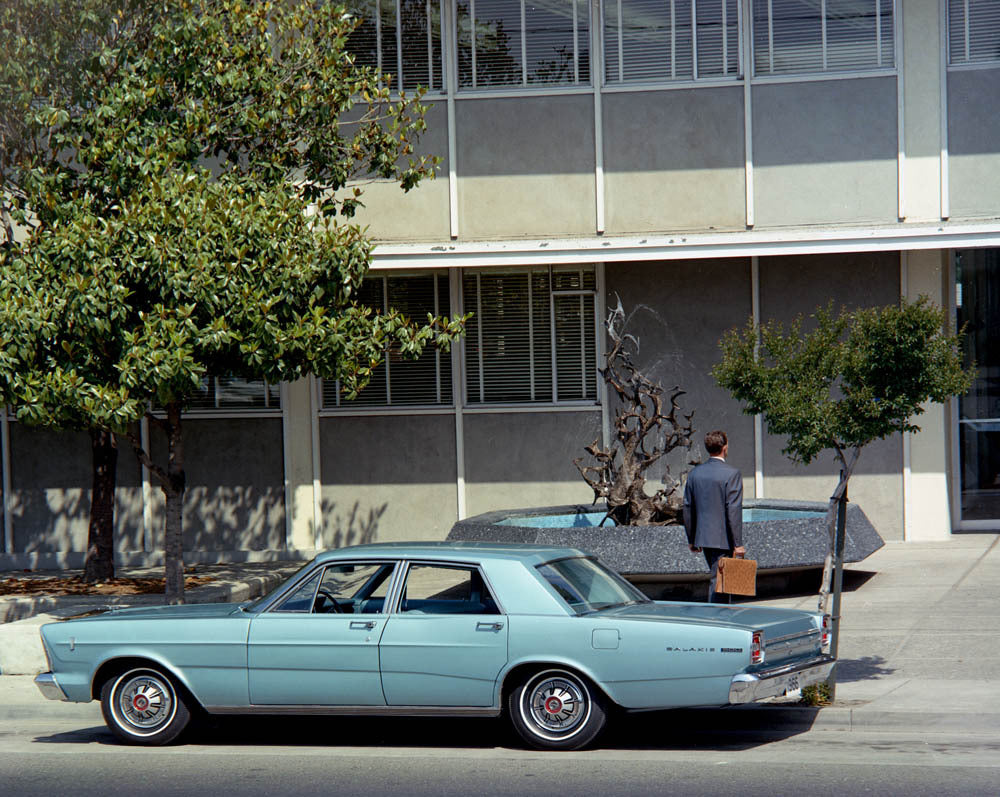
[321,499,387,550]
[179,485,285,553]
[7,486,89,562]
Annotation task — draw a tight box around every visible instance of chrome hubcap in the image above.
[527,676,587,736]
[115,672,174,732]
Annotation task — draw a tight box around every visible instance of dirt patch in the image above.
[0,574,214,597]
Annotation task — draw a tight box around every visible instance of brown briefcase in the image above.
[716,554,757,596]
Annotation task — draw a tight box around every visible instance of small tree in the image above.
[575,298,696,526]
[713,298,972,618]
[0,1,463,599]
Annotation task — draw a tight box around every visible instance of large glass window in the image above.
[186,375,279,411]
[455,0,591,89]
[604,0,740,85]
[346,0,445,91]
[322,272,453,409]
[948,0,1000,66]
[752,0,895,76]
[463,266,598,405]
[956,249,1000,523]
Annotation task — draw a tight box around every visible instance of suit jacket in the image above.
[682,457,743,551]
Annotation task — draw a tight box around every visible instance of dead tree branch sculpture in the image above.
[574,297,696,526]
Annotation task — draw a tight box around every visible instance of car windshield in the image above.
[537,557,651,615]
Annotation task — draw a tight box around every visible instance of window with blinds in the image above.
[949,0,1000,65]
[455,0,591,89]
[753,0,895,76]
[463,266,598,405]
[604,0,741,85]
[322,273,453,409]
[345,0,445,92]
[185,377,280,412]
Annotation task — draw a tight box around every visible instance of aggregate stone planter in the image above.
[448,498,884,598]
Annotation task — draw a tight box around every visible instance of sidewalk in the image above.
[1,537,998,734]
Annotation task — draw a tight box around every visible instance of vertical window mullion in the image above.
[476,273,484,403]
[549,273,558,404]
[722,0,728,75]
[964,0,970,62]
[573,0,579,84]
[578,293,586,398]
[876,0,882,67]
[376,0,383,75]
[671,0,676,79]
[427,0,434,90]
[528,273,535,400]
[617,0,624,82]
[396,0,404,90]
[470,0,477,88]
[692,0,698,80]
[434,274,442,404]
[382,276,392,405]
[821,0,827,71]
[768,0,774,73]
[214,377,220,409]
[521,0,527,85]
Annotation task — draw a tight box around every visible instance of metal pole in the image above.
[827,474,848,701]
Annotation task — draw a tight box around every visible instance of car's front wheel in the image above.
[100,666,191,745]
[508,668,607,750]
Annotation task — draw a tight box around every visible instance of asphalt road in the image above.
[2,713,999,797]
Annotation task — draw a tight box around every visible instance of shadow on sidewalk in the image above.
[837,655,895,682]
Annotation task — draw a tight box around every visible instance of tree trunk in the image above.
[83,428,117,583]
[163,402,186,605]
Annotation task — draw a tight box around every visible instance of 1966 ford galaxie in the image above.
[35,543,834,750]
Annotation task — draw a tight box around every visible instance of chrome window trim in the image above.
[259,559,404,615]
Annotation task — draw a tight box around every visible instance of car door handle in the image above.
[350,621,376,630]
[476,621,504,632]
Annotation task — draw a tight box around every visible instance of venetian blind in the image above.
[604,0,740,84]
[323,273,453,408]
[949,0,1000,65]
[463,267,597,404]
[345,0,445,91]
[456,0,591,88]
[753,0,894,76]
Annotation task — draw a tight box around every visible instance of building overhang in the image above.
[371,220,1000,270]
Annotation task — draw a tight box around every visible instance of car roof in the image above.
[313,541,589,567]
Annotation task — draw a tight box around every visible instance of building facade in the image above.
[3,0,1000,568]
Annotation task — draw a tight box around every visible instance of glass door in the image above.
[956,249,1000,525]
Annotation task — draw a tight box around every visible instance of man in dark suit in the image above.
[683,430,745,604]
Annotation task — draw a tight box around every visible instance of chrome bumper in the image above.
[34,672,69,702]
[728,655,836,704]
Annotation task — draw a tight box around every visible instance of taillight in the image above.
[751,630,764,664]
[821,614,831,654]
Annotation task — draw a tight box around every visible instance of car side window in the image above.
[315,563,395,614]
[273,572,321,613]
[399,565,500,615]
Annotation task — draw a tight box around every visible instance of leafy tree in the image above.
[0,0,462,599]
[713,298,972,616]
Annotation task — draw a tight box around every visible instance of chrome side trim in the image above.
[34,672,69,702]
[203,704,502,718]
[729,655,836,704]
[767,628,820,646]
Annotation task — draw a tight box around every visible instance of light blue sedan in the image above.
[35,542,834,750]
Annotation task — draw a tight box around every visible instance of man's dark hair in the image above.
[705,430,728,456]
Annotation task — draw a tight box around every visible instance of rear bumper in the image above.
[34,672,70,702]
[728,655,835,704]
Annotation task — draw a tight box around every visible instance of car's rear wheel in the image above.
[508,668,607,750]
[100,666,191,745]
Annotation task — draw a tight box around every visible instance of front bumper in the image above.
[34,672,70,702]
[728,655,836,704]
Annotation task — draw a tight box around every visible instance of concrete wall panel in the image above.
[758,252,903,539]
[753,78,898,226]
[148,418,285,553]
[603,88,746,233]
[351,102,451,241]
[456,96,596,238]
[320,414,457,545]
[948,68,1000,219]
